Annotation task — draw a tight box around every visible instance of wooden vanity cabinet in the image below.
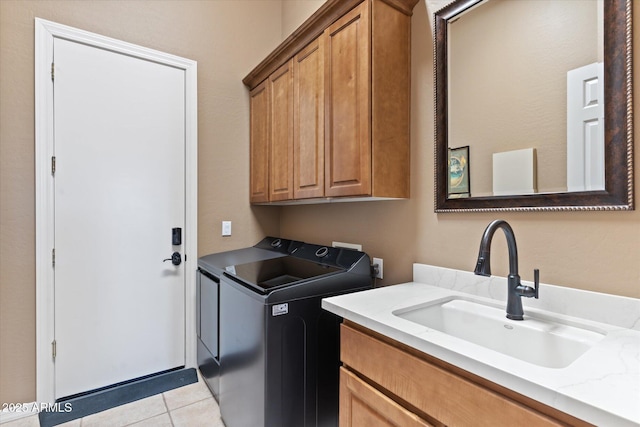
[245,0,416,203]
[340,322,592,427]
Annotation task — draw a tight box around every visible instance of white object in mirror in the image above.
[492,148,537,196]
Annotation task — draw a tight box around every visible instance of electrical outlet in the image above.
[372,257,383,279]
[222,221,232,236]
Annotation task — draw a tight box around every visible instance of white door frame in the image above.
[35,18,198,405]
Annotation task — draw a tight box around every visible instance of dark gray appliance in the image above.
[196,237,302,400]
[197,238,372,427]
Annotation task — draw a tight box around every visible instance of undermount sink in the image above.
[393,298,606,368]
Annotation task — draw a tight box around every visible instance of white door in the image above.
[53,37,186,399]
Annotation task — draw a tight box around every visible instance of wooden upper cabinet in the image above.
[269,60,294,202]
[294,35,325,199]
[325,0,412,199]
[325,1,371,197]
[369,0,412,199]
[245,0,417,204]
[249,80,270,203]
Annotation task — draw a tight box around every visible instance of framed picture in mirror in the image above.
[448,145,470,198]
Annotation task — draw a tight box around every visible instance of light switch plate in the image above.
[222,221,232,236]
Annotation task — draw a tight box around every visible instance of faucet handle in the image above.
[474,256,491,276]
[533,268,540,299]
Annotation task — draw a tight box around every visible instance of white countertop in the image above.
[322,264,640,426]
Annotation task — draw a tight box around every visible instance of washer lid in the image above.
[225,256,344,293]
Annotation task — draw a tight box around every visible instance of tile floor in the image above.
[0,373,225,427]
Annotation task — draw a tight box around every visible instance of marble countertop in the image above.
[322,264,640,426]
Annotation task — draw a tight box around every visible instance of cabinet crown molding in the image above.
[242,0,419,90]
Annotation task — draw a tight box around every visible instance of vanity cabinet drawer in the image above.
[340,367,432,427]
[340,323,573,427]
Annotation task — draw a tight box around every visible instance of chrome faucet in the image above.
[474,220,539,320]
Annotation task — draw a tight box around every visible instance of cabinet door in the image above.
[294,35,325,199]
[325,1,371,197]
[250,80,270,203]
[269,60,294,201]
[340,368,432,427]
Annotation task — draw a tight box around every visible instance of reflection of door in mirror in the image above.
[567,62,604,192]
[447,0,603,197]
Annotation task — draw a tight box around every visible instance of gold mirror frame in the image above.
[434,0,633,212]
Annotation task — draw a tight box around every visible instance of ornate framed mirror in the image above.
[434,0,633,212]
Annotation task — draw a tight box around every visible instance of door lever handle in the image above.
[163,252,182,266]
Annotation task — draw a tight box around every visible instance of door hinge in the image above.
[51,156,56,175]
[51,62,54,81]
[52,340,57,359]
[52,248,55,267]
